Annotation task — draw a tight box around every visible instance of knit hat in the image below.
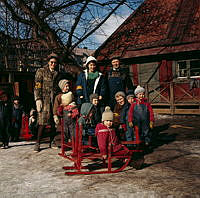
[89,93,99,103]
[115,91,125,99]
[102,106,113,121]
[61,91,73,106]
[58,79,70,91]
[134,85,145,95]
[85,56,97,66]
[126,90,134,100]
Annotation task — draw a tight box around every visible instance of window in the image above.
[190,60,200,77]
[177,59,200,78]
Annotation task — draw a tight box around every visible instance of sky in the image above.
[79,3,137,50]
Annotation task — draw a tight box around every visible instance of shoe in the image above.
[51,144,59,149]
[4,145,9,149]
[34,143,40,152]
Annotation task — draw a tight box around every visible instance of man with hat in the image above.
[106,57,134,110]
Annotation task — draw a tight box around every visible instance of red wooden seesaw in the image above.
[59,119,144,175]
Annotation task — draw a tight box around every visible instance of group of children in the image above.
[0,77,155,160]
[52,78,154,159]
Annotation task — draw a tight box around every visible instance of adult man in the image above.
[107,57,134,110]
[34,53,59,152]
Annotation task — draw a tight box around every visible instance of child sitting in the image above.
[78,102,96,145]
[95,106,129,159]
[113,91,127,140]
[128,85,154,145]
[89,93,102,125]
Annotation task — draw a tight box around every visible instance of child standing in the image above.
[120,92,135,146]
[11,96,25,141]
[0,90,12,149]
[95,106,129,159]
[128,85,154,145]
[53,79,79,146]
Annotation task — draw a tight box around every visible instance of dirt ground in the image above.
[0,114,200,198]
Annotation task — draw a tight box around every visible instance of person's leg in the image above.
[34,125,45,152]
[1,128,10,149]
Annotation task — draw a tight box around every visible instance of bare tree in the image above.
[0,0,143,71]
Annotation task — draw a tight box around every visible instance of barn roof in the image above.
[95,0,200,61]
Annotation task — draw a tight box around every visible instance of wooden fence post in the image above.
[170,82,174,115]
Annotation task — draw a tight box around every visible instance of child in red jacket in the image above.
[95,106,129,159]
[128,85,154,145]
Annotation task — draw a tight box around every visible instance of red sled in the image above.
[59,119,144,175]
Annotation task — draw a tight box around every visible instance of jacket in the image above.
[76,69,106,105]
[34,65,58,125]
[95,123,128,155]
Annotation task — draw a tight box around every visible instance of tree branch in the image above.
[67,1,89,48]
[0,0,33,26]
[71,0,126,49]
[41,0,86,19]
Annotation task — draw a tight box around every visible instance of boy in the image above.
[128,85,154,145]
[95,106,129,159]
[11,96,25,141]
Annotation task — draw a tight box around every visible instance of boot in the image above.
[34,143,40,152]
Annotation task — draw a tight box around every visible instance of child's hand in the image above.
[150,121,154,129]
[128,122,133,128]
[102,155,107,159]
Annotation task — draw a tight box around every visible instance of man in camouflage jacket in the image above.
[34,53,59,152]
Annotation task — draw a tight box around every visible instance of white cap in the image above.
[85,56,97,66]
[134,85,145,95]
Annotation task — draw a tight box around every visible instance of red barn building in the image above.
[95,0,200,115]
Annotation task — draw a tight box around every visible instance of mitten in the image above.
[121,124,127,132]
[128,122,133,128]
[53,115,59,126]
[150,121,154,129]
[36,100,42,112]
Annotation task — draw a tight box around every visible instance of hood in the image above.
[80,103,94,116]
